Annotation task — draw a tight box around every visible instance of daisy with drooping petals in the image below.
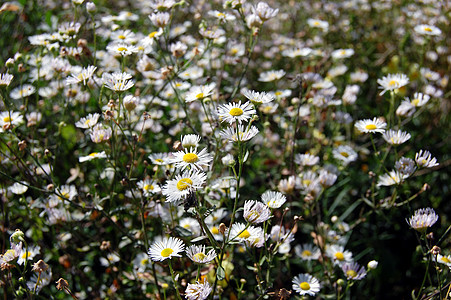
[415,150,439,168]
[377,170,406,187]
[66,66,97,85]
[243,200,271,224]
[75,113,100,129]
[185,279,212,300]
[241,89,275,105]
[261,190,286,209]
[406,207,438,232]
[186,245,217,264]
[342,262,367,280]
[162,169,206,203]
[354,117,387,134]
[292,273,320,296]
[382,129,411,145]
[217,101,256,125]
[227,223,265,248]
[148,237,185,262]
[171,147,213,170]
[103,72,134,92]
[0,73,13,87]
[220,124,259,142]
[0,111,24,129]
[377,73,409,95]
[181,134,201,149]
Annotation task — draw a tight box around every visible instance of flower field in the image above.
[0,0,450,299]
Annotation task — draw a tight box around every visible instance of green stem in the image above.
[168,260,182,300]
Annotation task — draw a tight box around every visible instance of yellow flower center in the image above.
[144,184,154,191]
[177,178,193,191]
[411,99,420,106]
[388,80,398,87]
[340,50,346,55]
[117,47,128,52]
[211,226,219,234]
[161,248,173,257]
[193,252,206,261]
[424,27,432,32]
[302,250,312,257]
[183,153,199,163]
[335,252,345,261]
[340,152,349,158]
[3,116,11,123]
[140,258,148,265]
[302,179,311,186]
[118,35,126,39]
[238,229,250,239]
[229,107,244,116]
[346,270,357,278]
[365,124,377,130]
[440,257,451,263]
[247,211,260,222]
[155,159,164,163]
[21,251,31,259]
[148,31,158,38]
[196,92,204,99]
[300,282,310,290]
[313,21,320,26]
[89,152,98,157]
[275,91,282,96]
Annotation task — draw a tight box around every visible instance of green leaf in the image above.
[216,266,225,281]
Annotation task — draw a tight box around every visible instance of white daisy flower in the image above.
[326,244,353,265]
[307,18,329,31]
[241,89,275,105]
[103,72,134,92]
[342,262,367,280]
[382,129,411,145]
[415,150,439,168]
[252,2,279,21]
[0,73,13,87]
[171,147,212,170]
[377,73,409,95]
[148,237,185,262]
[258,69,285,82]
[0,111,23,129]
[406,207,438,232]
[409,92,430,107]
[377,170,406,187]
[90,124,112,143]
[217,101,256,125]
[355,117,387,134]
[208,10,236,22]
[75,113,100,129]
[9,181,28,195]
[17,246,40,265]
[185,279,212,300]
[10,84,36,99]
[243,200,271,224]
[186,245,217,264]
[227,223,265,248]
[331,48,354,59]
[162,169,207,203]
[261,190,286,209]
[292,273,320,296]
[333,145,357,165]
[148,152,172,165]
[435,254,451,268]
[181,134,202,149]
[395,157,416,177]
[65,65,97,85]
[149,12,170,27]
[318,170,338,187]
[294,153,320,167]
[179,217,201,236]
[79,151,107,163]
[414,24,441,36]
[294,243,320,261]
[137,179,161,196]
[185,83,216,103]
[220,124,259,142]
